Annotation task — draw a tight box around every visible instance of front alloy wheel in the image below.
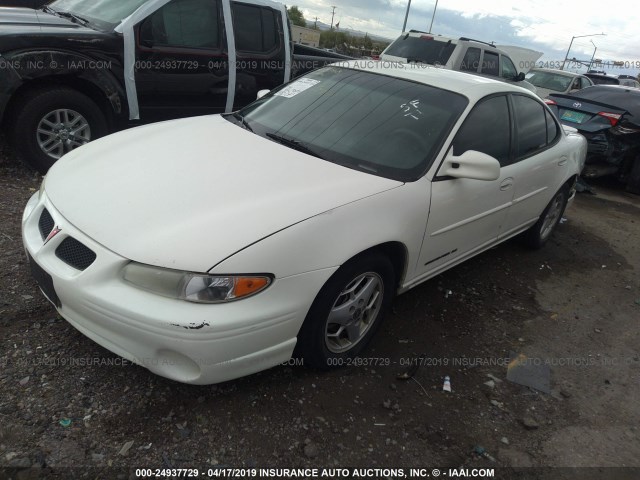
[295,252,395,369]
[37,109,92,160]
[11,86,108,173]
[325,272,384,353]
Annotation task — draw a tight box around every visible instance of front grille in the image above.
[38,208,55,241]
[55,237,97,271]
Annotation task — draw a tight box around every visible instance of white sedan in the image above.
[22,62,586,384]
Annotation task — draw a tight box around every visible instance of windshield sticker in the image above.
[400,100,423,120]
[275,78,320,98]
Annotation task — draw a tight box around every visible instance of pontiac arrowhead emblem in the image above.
[44,227,61,245]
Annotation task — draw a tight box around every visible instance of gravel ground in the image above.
[1,137,639,480]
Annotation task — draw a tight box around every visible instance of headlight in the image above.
[122,263,272,303]
[23,177,46,221]
[38,176,46,201]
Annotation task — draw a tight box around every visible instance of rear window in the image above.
[525,71,573,92]
[383,35,455,65]
[232,3,279,53]
[586,75,620,86]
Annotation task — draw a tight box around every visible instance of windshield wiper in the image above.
[266,133,324,159]
[47,8,91,26]
[232,112,253,132]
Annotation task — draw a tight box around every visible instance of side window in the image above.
[501,56,518,80]
[481,51,500,76]
[512,95,548,159]
[545,109,559,145]
[460,47,481,72]
[232,3,279,53]
[580,77,592,88]
[452,95,511,166]
[140,0,220,49]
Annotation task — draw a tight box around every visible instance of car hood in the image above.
[45,116,402,272]
[534,87,560,99]
[0,7,99,41]
[0,7,73,28]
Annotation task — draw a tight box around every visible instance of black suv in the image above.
[0,0,306,172]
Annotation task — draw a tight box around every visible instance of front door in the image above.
[418,95,514,276]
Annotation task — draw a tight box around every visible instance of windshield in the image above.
[48,0,150,29]
[237,67,468,182]
[525,71,573,92]
[383,35,456,65]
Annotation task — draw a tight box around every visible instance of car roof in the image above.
[529,68,583,77]
[585,73,613,78]
[338,60,536,101]
[588,84,640,93]
[400,31,506,52]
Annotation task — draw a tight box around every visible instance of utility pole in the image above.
[330,6,336,30]
[561,33,605,70]
[428,0,439,33]
[314,16,318,29]
[402,0,412,32]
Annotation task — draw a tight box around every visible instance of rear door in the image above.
[134,0,228,121]
[230,1,287,109]
[499,94,567,238]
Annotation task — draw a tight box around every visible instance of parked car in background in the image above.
[23,63,585,384]
[0,0,347,173]
[0,0,48,7]
[525,68,593,99]
[617,75,640,88]
[547,85,640,193]
[380,32,537,93]
[585,73,640,88]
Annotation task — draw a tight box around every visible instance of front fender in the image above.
[210,180,431,286]
[5,50,126,117]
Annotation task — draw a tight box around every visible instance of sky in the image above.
[289,0,640,76]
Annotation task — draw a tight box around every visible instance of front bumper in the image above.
[22,192,336,384]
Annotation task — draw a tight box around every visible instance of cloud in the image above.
[290,0,640,73]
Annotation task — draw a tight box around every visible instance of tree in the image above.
[287,6,306,27]
[363,34,373,50]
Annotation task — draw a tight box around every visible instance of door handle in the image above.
[500,178,513,191]
[558,156,568,166]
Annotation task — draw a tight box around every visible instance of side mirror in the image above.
[441,150,501,181]
[257,89,270,100]
[516,72,526,82]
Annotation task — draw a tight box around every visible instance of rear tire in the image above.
[295,252,395,369]
[11,87,108,173]
[625,156,640,195]
[521,187,569,249]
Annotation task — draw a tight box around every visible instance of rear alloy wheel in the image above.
[521,187,569,249]
[295,252,395,369]
[11,87,107,173]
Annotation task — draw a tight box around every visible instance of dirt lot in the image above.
[1,136,639,480]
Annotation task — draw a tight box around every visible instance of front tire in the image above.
[295,252,395,369]
[521,187,569,249]
[11,87,108,173]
